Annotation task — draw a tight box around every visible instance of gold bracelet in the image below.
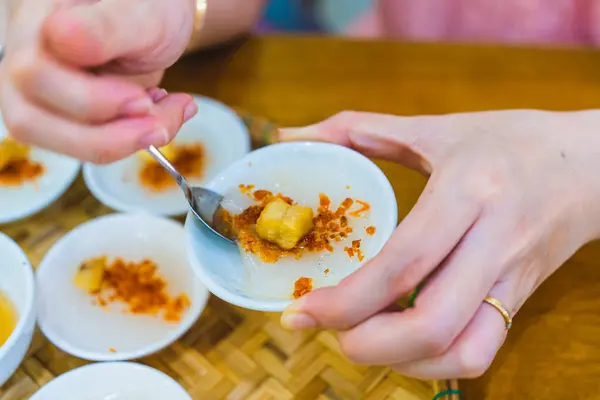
[186,0,207,53]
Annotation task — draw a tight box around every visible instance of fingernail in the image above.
[183,101,198,123]
[150,88,168,102]
[281,311,317,330]
[278,126,318,142]
[121,97,152,116]
[138,127,169,148]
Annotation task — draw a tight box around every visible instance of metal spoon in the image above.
[146,145,236,244]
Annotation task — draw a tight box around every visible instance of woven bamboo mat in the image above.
[0,113,460,400]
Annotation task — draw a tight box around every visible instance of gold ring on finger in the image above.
[483,296,513,330]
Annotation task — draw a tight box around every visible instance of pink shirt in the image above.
[347,0,600,46]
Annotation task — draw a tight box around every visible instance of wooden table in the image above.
[163,36,600,400]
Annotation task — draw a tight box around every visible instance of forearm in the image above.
[186,0,267,53]
[551,110,600,243]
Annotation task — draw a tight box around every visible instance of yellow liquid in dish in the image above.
[0,291,18,347]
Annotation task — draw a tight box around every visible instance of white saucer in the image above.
[36,213,209,361]
[0,119,80,224]
[83,95,251,216]
[30,362,192,400]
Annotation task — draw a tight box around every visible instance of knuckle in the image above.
[168,110,185,134]
[421,335,450,357]
[3,107,31,141]
[88,141,120,165]
[376,248,428,298]
[338,333,369,365]
[392,255,427,293]
[416,321,453,357]
[375,239,429,298]
[328,110,364,127]
[7,50,38,84]
[456,347,492,378]
[464,162,511,205]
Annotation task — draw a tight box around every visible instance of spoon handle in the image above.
[146,145,186,186]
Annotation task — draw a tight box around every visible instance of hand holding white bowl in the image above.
[277,110,600,380]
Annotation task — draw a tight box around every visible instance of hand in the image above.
[0,0,197,163]
[278,110,600,379]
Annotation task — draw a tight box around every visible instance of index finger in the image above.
[2,83,194,163]
[279,110,456,174]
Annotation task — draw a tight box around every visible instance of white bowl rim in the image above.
[0,232,35,358]
[29,361,191,400]
[186,141,399,312]
[82,95,251,216]
[0,163,81,225]
[36,212,209,361]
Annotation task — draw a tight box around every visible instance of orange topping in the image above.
[253,189,273,202]
[293,277,313,299]
[139,143,205,192]
[345,239,365,262]
[0,160,44,186]
[344,247,354,257]
[336,198,354,216]
[366,226,376,235]
[319,193,331,211]
[349,200,371,217]
[239,184,255,194]
[225,186,375,264]
[81,257,191,323]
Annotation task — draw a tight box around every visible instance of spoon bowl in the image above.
[146,145,235,243]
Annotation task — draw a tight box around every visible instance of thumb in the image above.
[280,241,415,332]
[42,0,192,70]
[279,111,450,174]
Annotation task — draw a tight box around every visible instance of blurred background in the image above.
[258,0,373,35]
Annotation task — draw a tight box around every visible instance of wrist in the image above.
[555,110,600,242]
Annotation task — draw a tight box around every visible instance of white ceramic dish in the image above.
[185,142,398,312]
[0,116,81,224]
[36,213,209,361]
[83,95,251,216]
[0,233,36,386]
[30,362,192,400]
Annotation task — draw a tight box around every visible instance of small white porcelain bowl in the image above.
[36,213,209,361]
[0,233,36,386]
[185,142,398,312]
[83,95,251,216]
[30,362,192,400]
[0,116,81,224]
